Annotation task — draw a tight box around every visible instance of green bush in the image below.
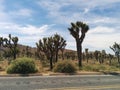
[7,57,38,74]
[54,60,77,73]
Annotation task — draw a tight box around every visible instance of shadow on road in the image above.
[102,72,120,76]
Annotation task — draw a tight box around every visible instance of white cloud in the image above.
[38,1,61,11]
[84,26,120,50]
[85,34,118,48]
[88,26,115,34]
[8,8,33,17]
[84,8,89,14]
[0,23,52,35]
[18,35,41,46]
[20,25,52,35]
[93,18,110,24]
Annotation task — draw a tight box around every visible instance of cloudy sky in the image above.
[0,0,120,54]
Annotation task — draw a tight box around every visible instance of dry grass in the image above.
[0,60,9,70]
[0,58,120,75]
[81,59,120,72]
[34,60,43,73]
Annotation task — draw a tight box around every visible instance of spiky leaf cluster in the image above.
[110,42,120,56]
[68,21,89,42]
[53,34,66,50]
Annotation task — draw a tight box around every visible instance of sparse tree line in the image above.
[61,48,118,66]
[0,21,120,71]
[82,49,115,65]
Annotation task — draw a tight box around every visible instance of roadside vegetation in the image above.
[0,21,120,74]
[54,60,77,73]
[7,57,38,74]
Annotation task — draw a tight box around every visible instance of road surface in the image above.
[0,75,120,90]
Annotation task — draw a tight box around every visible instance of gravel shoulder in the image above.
[0,71,120,77]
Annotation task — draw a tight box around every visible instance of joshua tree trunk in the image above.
[13,52,16,60]
[50,56,53,70]
[76,40,82,67]
[55,50,58,62]
[13,47,17,60]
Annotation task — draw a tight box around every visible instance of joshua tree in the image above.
[100,50,106,64]
[36,37,55,70]
[25,46,32,57]
[53,34,66,62]
[68,21,89,67]
[0,37,4,52]
[110,42,120,64]
[3,34,19,60]
[0,37,4,60]
[85,48,89,63]
[108,54,114,65]
[0,37,3,46]
[94,50,99,62]
[36,34,66,70]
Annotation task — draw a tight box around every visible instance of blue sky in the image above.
[0,0,120,54]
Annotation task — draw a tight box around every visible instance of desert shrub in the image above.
[54,60,77,73]
[7,57,38,74]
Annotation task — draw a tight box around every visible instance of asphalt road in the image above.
[0,75,120,90]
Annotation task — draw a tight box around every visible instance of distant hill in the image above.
[17,44,77,55]
[0,44,76,56]
[17,44,37,53]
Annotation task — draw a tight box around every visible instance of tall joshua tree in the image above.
[68,21,89,67]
